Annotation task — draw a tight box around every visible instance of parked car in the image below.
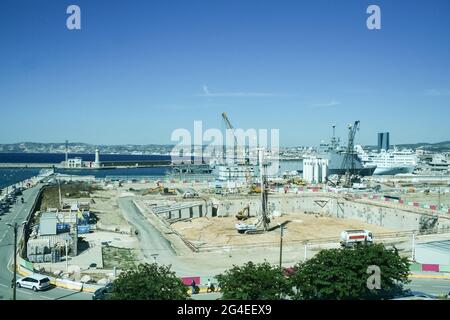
[92,283,113,300]
[16,275,51,292]
[392,291,437,300]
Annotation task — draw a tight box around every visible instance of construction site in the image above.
[16,114,450,285]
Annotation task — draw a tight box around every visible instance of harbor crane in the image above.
[341,120,360,188]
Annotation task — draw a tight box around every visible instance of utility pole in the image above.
[278,224,284,269]
[438,185,441,211]
[411,233,416,261]
[65,240,69,272]
[7,221,26,301]
[57,179,62,209]
[304,243,308,261]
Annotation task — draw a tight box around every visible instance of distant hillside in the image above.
[365,141,450,152]
[0,142,174,154]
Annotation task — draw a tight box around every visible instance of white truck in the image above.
[340,229,373,247]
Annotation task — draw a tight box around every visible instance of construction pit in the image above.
[171,213,393,248]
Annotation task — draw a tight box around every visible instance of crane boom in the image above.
[342,120,360,187]
[222,112,238,163]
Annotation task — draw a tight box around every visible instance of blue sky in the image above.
[0,0,449,147]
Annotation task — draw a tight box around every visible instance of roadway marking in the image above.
[17,289,32,295]
[409,274,450,280]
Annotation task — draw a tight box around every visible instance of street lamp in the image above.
[151,254,159,264]
[6,221,27,301]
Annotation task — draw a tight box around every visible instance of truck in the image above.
[340,229,373,247]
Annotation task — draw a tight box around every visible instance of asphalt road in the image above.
[0,184,91,300]
[406,278,450,297]
[117,197,216,278]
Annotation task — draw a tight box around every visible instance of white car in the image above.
[16,275,51,292]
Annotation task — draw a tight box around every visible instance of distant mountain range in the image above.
[0,142,175,155]
[396,141,450,151]
[1,141,449,154]
[366,141,450,152]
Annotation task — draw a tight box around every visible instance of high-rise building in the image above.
[377,132,390,151]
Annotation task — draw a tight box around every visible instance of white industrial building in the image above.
[66,157,83,168]
[302,157,329,183]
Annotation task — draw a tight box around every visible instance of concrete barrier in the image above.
[181,276,200,286]
[188,286,221,295]
[410,262,450,273]
[82,283,102,293]
[422,264,440,272]
[55,278,83,291]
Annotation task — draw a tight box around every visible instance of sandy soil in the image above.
[172,213,396,247]
[90,189,130,231]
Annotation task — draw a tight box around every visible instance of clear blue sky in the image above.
[0,0,449,147]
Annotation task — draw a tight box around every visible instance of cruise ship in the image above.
[355,145,418,175]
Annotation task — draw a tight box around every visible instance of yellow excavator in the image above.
[249,185,261,194]
[287,177,306,186]
[236,205,251,221]
[143,186,164,195]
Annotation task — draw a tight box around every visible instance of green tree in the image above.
[216,261,292,300]
[108,263,189,300]
[290,243,410,300]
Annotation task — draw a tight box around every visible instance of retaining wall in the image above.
[214,193,450,233]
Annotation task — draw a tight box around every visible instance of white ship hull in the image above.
[373,166,415,175]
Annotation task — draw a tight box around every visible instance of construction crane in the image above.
[221,112,238,164]
[259,148,270,231]
[341,121,360,188]
[222,112,249,164]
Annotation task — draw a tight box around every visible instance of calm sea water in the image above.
[0,152,171,163]
[0,153,175,189]
[0,168,43,189]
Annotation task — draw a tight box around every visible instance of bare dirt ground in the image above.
[39,182,100,211]
[172,213,396,247]
[90,189,131,232]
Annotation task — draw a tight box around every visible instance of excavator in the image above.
[143,186,164,195]
[287,177,306,186]
[249,185,261,194]
[235,205,250,221]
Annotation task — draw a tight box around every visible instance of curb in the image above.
[16,264,98,294]
[188,287,221,295]
[409,274,450,280]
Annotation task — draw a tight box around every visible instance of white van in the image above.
[16,274,51,291]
